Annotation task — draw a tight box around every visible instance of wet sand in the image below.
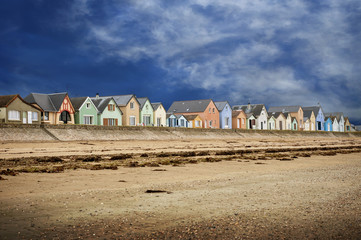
[0,137,361,239]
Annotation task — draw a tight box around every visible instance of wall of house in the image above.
[339,117,345,132]
[291,119,298,131]
[0,107,6,121]
[268,118,276,130]
[120,96,139,126]
[286,116,292,130]
[316,109,325,131]
[289,108,303,131]
[202,101,220,128]
[99,99,122,126]
[257,107,268,130]
[332,120,339,132]
[154,106,166,127]
[219,104,232,129]
[76,98,98,125]
[275,116,286,130]
[140,100,154,126]
[4,97,42,124]
[310,114,316,131]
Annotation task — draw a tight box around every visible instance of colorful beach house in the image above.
[137,97,154,126]
[71,97,98,125]
[344,117,351,132]
[175,114,189,128]
[268,115,276,130]
[24,92,75,124]
[268,106,303,131]
[232,104,268,130]
[0,94,42,124]
[324,117,333,131]
[167,99,220,128]
[152,102,166,127]
[303,106,325,131]
[214,101,232,129]
[268,112,286,130]
[330,113,345,132]
[232,110,247,129]
[90,96,122,126]
[103,94,140,126]
[291,117,298,131]
[184,114,203,128]
[303,109,316,131]
[166,113,177,127]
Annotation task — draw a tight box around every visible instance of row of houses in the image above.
[0,92,357,132]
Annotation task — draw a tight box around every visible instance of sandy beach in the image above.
[1,137,361,239]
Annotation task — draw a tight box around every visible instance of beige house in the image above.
[152,102,166,127]
[0,94,42,124]
[104,94,140,126]
[268,106,304,131]
[303,110,316,131]
[232,110,247,129]
[269,112,286,130]
[24,92,75,124]
[344,117,351,132]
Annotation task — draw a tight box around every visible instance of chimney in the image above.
[96,93,99,99]
[247,101,251,110]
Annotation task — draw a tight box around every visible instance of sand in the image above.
[0,137,361,239]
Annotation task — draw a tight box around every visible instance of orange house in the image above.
[232,110,247,129]
[167,99,220,128]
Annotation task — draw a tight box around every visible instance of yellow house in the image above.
[303,110,316,131]
[152,102,166,127]
[184,114,203,128]
[24,92,75,124]
[104,94,140,126]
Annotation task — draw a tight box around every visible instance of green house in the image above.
[71,97,98,125]
[137,97,154,126]
[90,96,122,126]
[291,117,298,131]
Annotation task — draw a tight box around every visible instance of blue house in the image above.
[215,101,232,129]
[176,114,189,128]
[167,113,177,127]
[324,117,333,131]
[303,106,325,131]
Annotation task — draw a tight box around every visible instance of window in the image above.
[86,103,90,109]
[32,112,38,121]
[225,117,229,127]
[195,121,200,127]
[84,116,93,125]
[242,118,245,124]
[8,110,20,120]
[108,104,115,111]
[129,116,136,126]
[209,108,211,113]
[130,102,134,109]
[108,118,116,126]
[209,120,212,127]
[213,108,215,113]
[180,119,185,127]
[43,112,49,121]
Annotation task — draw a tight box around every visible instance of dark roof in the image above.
[102,94,139,107]
[174,114,186,120]
[232,110,245,118]
[24,92,68,112]
[302,106,323,115]
[70,97,88,111]
[90,97,113,113]
[291,117,297,122]
[214,101,229,111]
[151,102,162,110]
[232,104,265,117]
[303,110,314,119]
[268,106,301,113]
[0,95,17,107]
[268,112,285,119]
[167,99,213,113]
[137,97,153,110]
[184,114,199,121]
[328,112,344,122]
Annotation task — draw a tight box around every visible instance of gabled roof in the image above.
[0,94,42,112]
[167,99,213,113]
[137,97,153,110]
[268,106,301,113]
[232,110,245,118]
[90,97,122,114]
[0,95,17,107]
[268,111,285,119]
[232,104,265,117]
[302,106,324,115]
[328,112,344,122]
[151,102,163,111]
[70,97,88,111]
[174,114,187,120]
[24,92,68,112]
[102,94,139,107]
[291,117,297,122]
[184,114,200,121]
[303,110,314,119]
[214,101,230,111]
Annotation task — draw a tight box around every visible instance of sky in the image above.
[1,0,360,124]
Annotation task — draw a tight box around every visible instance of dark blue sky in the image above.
[1,0,360,124]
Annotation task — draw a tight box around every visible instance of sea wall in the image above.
[0,123,359,142]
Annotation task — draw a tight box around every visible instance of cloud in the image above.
[62,0,361,120]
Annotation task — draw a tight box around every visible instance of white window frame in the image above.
[129,116,136,126]
[130,102,134,109]
[83,115,93,125]
[32,112,38,121]
[8,110,20,120]
[195,121,200,127]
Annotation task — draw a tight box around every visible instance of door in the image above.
[261,122,263,130]
[279,121,282,130]
[269,123,271,129]
[318,122,321,130]
[23,112,27,124]
[28,112,32,124]
[157,118,161,127]
[237,119,240,128]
